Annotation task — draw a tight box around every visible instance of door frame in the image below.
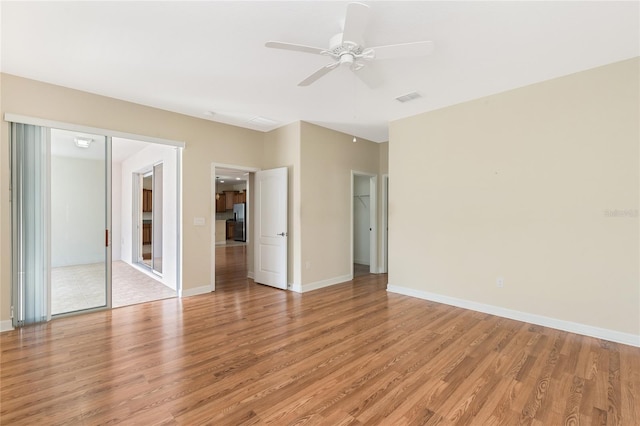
[381,174,389,273]
[351,170,378,275]
[210,162,259,291]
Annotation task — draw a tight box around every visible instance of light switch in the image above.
[194,217,205,226]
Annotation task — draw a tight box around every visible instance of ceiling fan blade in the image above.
[341,2,370,45]
[265,41,327,56]
[371,41,434,60]
[298,62,339,86]
[353,65,384,89]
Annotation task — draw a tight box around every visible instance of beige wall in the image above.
[379,142,388,175]
[0,73,265,322]
[300,122,381,288]
[389,58,639,338]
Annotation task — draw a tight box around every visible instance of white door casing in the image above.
[254,167,288,289]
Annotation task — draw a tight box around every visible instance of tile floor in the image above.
[51,260,176,315]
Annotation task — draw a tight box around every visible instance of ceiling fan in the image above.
[265,2,434,87]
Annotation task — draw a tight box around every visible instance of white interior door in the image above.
[254,167,288,289]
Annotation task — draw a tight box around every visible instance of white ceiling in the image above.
[2,2,638,143]
[215,167,249,184]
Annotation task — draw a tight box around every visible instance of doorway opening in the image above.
[51,133,178,314]
[211,164,258,292]
[352,171,377,277]
[118,138,178,308]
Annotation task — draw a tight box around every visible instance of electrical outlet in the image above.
[496,277,504,288]
[305,261,311,270]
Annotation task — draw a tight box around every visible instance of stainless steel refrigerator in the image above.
[233,203,246,242]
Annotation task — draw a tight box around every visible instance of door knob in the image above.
[277,232,288,237]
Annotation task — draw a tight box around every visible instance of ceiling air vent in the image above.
[248,116,279,127]
[395,91,422,103]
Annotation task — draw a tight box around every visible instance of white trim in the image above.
[290,282,302,292]
[210,166,217,292]
[127,260,166,284]
[381,174,389,274]
[369,175,377,274]
[176,148,183,297]
[247,271,255,280]
[387,284,640,348]
[4,113,185,148]
[180,285,211,298]
[106,136,113,309]
[45,129,52,321]
[294,274,353,294]
[0,320,14,333]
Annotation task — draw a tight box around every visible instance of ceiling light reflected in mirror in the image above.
[74,137,93,148]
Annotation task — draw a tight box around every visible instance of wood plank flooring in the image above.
[1,245,639,425]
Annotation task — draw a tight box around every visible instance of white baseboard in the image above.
[247,271,255,279]
[295,274,353,293]
[180,285,212,298]
[0,320,14,333]
[387,284,640,348]
[354,259,370,266]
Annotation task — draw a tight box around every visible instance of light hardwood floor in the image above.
[1,245,638,425]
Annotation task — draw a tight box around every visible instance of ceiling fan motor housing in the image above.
[339,54,355,67]
[328,33,369,67]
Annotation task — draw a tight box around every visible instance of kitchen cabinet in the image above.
[142,223,152,244]
[216,194,226,212]
[234,192,246,204]
[226,221,235,240]
[217,190,245,211]
[142,189,153,212]
[224,191,235,210]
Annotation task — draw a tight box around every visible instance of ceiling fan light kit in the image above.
[265,2,434,87]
